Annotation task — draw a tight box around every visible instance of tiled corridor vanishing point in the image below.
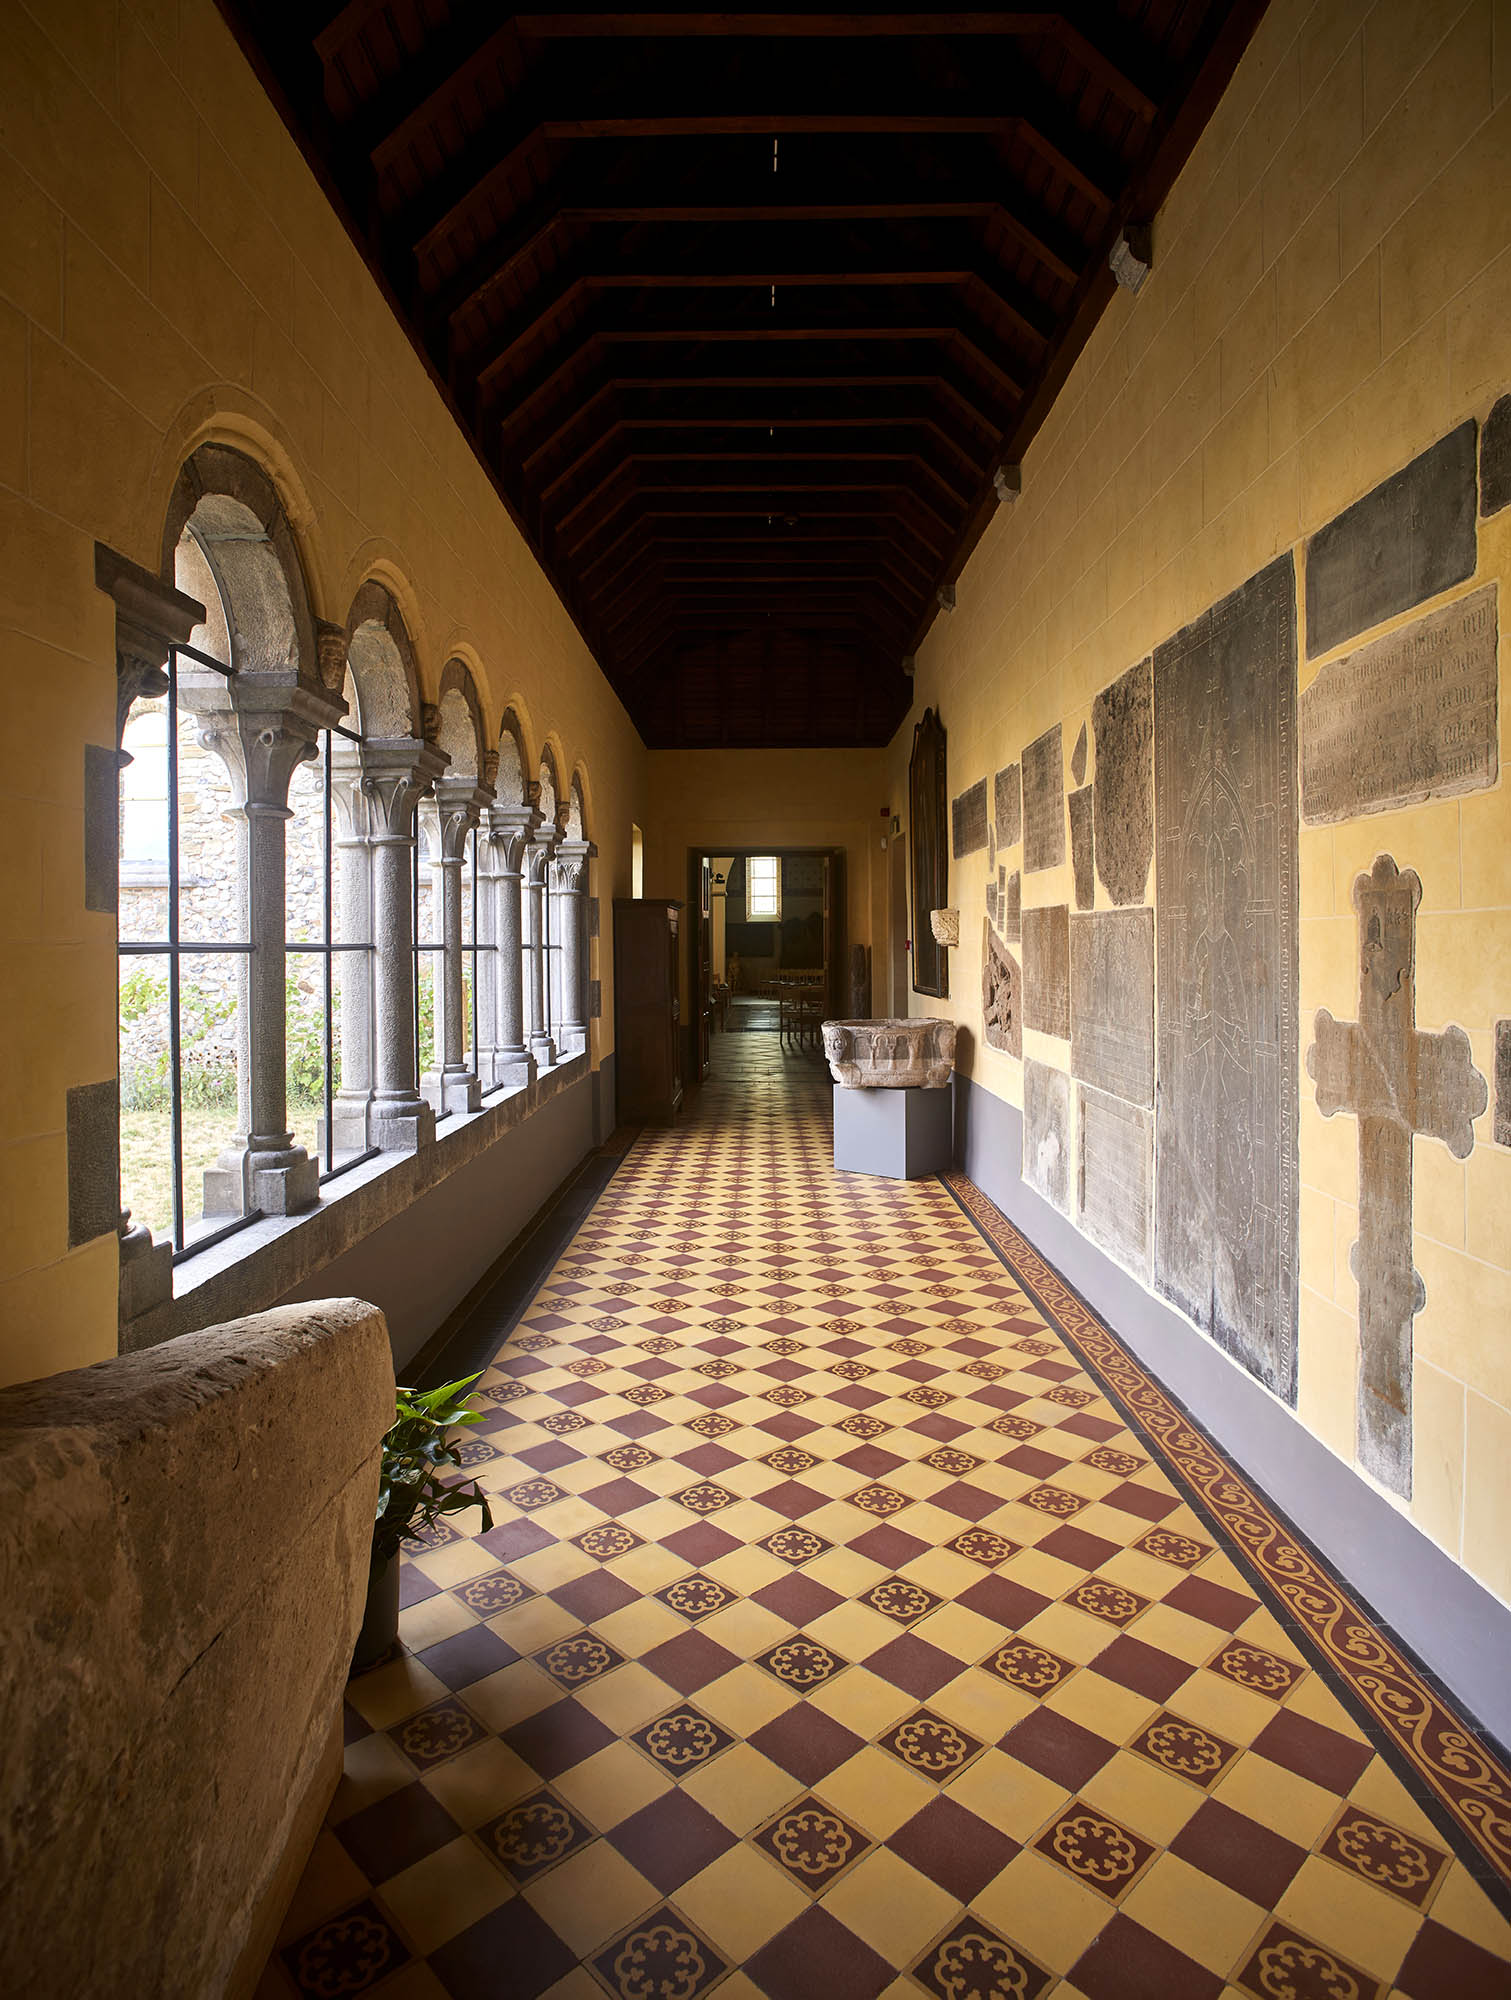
[263,1037,1511,2000]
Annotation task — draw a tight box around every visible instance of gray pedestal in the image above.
[833,1083,954,1179]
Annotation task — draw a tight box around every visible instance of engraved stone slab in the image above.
[952,779,989,858]
[1070,909,1154,1108]
[84,743,120,915]
[982,923,1022,1057]
[994,764,1021,847]
[1092,659,1153,906]
[986,881,999,930]
[1306,421,1478,659]
[1078,1084,1153,1281]
[1022,725,1064,872]
[1004,870,1021,942]
[1301,586,1498,822]
[1155,554,1300,1404]
[1308,856,1487,1494]
[1496,1020,1511,1148]
[1071,723,1088,786]
[1069,787,1095,909]
[1023,1059,1070,1215]
[1482,394,1511,518]
[68,1078,119,1248]
[1023,904,1070,1039]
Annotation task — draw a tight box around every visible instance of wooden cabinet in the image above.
[613,899,683,1121]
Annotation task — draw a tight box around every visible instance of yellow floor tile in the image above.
[929,1667,1035,1741]
[820,1847,961,1964]
[945,1748,1066,1842]
[345,1655,450,1730]
[973,1849,1109,1973]
[1043,1669,1159,1746]
[1213,1750,1352,1846]
[407,1540,497,1589]
[819,1744,937,1837]
[675,1845,810,1959]
[1429,1862,1511,1958]
[574,1662,681,1734]
[1277,1854,1422,1983]
[522,1843,659,1957]
[330,1730,419,1820]
[378,1836,513,1955]
[486,1595,581,1654]
[419,1735,540,1829]
[591,1597,688,1657]
[808,1664,916,1737]
[552,1740,673,1829]
[1017,1599,1119,1665]
[1082,1748,1205,1847]
[681,1740,800,1834]
[1170,1669,1278,1747]
[1120,1851,1268,1974]
[462,1658,560,1734]
[398,1591,478,1652]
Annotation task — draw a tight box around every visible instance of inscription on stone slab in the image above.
[986,882,999,929]
[1155,554,1300,1404]
[952,778,989,857]
[1306,421,1477,659]
[1301,586,1498,822]
[1482,394,1511,518]
[982,923,1022,1058]
[1023,904,1070,1039]
[1070,909,1154,1108]
[1022,725,1064,872]
[1024,1059,1070,1215]
[1496,1021,1511,1148]
[994,764,1021,847]
[68,1078,119,1248]
[1004,870,1020,942]
[1069,787,1095,909]
[1092,658,1153,906]
[1078,1084,1153,1281]
[1071,723,1088,786]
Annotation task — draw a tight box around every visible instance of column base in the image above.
[441,1070,483,1116]
[530,1033,558,1067]
[119,1222,173,1319]
[370,1099,436,1152]
[559,1025,588,1056]
[493,1050,537,1089]
[250,1148,321,1216]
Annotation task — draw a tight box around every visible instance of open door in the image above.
[687,851,712,1083]
[822,850,846,1020]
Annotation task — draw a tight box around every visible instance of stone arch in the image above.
[566,767,590,841]
[161,443,315,676]
[496,706,530,806]
[537,743,561,827]
[436,660,485,780]
[343,580,422,739]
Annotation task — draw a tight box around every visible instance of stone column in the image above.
[361,739,447,1151]
[473,752,500,1088]
[488,800,537,1088]
[327,747,374,1152]
[184,673,347,1217]
[554,837,596,1055]
[421,776,490,1117]
[525,820,558,1067]
[96,545,206,1320]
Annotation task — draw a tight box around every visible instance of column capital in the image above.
[183,675,349,814]
[525,824,558,885]
[95,543,206,747]
[360,738,449,838]
[552,839,595,894]
[488,801,541,873]
[430,777,493,862]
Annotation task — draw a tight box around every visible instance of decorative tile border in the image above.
[942,1168,1511,1895]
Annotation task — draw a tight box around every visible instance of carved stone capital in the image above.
[359,738,449,839]
[429,778,490,861]
[486,801,539,875]
[181,677,347,813]
[553,837,596,895]
[96,543,205,748]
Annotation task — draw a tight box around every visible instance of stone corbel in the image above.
[95,543,206,751]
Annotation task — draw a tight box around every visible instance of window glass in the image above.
[747,854,781,919]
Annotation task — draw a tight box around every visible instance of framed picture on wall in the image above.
[909,707,949,998]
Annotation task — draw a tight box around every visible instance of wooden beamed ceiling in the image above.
[217,4,1268,747]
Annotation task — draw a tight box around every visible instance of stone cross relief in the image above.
[1307,855,1487,1498]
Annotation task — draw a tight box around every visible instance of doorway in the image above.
[686,847,847,1072]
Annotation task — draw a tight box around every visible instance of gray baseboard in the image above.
[953,1070,1511,1749]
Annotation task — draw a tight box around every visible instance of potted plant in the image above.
[354,1374,496,1672]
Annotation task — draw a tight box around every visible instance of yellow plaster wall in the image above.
[887,0,1511,1603]
[0,0,648,1384]
[642,748,889,1021]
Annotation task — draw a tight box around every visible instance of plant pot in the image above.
[352,1554,401,1674]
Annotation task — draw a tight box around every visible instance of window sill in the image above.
[119,1049,591,1353]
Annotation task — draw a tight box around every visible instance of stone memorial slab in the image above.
[982,923,1022,1057]
[1069,786,1095,909]
[1078,1084,1153,1281]
[1004,870,1020,942]
[1023,904,1070,1039]
[1308,856,1487,1495]
[1482,394,1511,518]
[994,764,1021,847]
[1154,554,1300,1404]
[1496,1021,1511,1148]
[1023,1059,1070,1214]
[1071,723,1088,786]
[1070,909,1154,1107]
[1092,659,1153,906]
[951,778,988,858]
[986,881,999,930]
[1301,586,1498,822]
[1306,421,1477,659]
[67,1078,119,1249]
[1022,725,1064,872]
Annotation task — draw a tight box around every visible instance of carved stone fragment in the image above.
[1305,421,1477,659]
[1092,659,1153,906]
[1154,554,1299,1404]
[1308,856,1487,1496]
[994,764,1021,847]
[823,1017,957,1089]
[1071,723,1088,786]
[1078,1084,1153,1281]
[1023,904,1070,1039]
[1481,394,1511,517]
[1301,586,1498,822]
[982,923,1022,1057]
[952,779,988,857]
[1069,787,1095,909]
[1022,725,1064,872]
[1070,909,1154,1107]
[1004,870,1020,942]
[1023,1060,1070,1214]
[986,881,999,930]
[1497,1021,1511,1148]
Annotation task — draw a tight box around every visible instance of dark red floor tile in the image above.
[608,1788,738,1892]
[415,1624,519,1690]
[1396,1916,1511,1998]
[744,1906,894,2000]
[590,1908,728,2000]
[1162,1575,1258,1629]
[429,1896,577,2000]
[641,1629,743,1695]
[1072,1914,1223,1999]
[863,1633,960,1698]
[1000,1708,1118,1788]
[477,1788,594,1884]
[1250,1706,1372,1792]
[957,1574,1052,1628]
[1169,1798,1307,1905]
[1092,1634,1191,1701]
[476,1517,554,1563]
[281,1900,409,1999]
[629,1706,736,1777]
[550,1570,640,1624]
[752,1572,846,1625]
[661,1521,741,1564]
[501,1696,617,1779]
[887,1793,1020,1899]
[746,1705,866,1783]
[333,1782,461,1883]
[913,1917,1051,2000]
[1036,1523,1123,1568]
[849,1523,931,1568]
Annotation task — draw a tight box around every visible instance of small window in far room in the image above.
[747,854,781,920]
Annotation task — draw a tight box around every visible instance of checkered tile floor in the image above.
[259,1036,1511,2000]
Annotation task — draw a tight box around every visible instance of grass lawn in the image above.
[120,1098,323,1240]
